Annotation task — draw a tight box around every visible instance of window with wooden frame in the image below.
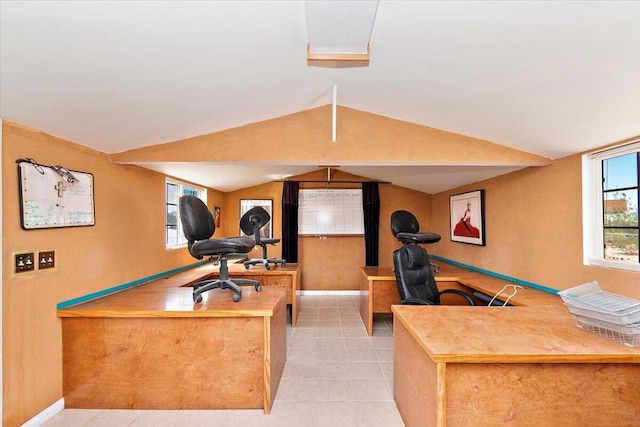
[583,140,639,272]
[165,179,206,249]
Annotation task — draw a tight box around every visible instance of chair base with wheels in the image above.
[193,255,261,303]
[244,244,286,270]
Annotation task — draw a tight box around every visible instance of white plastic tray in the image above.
[558,281,640,315]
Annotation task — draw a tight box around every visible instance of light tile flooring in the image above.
[43,295,405,427]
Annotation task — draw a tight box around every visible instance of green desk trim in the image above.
[430,254,559,295]
[56,259,209,309]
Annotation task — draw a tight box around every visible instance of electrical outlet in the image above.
[39,251,55,269]
[15,253,35,273]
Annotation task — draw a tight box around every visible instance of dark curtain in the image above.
[281,181,299,263]
[362,182,380,266]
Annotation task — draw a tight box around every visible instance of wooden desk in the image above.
[359,263,562,335]
[359,266,398,335]
[57,269,286,414]
[392,305,640,426]
[200,263,301,326]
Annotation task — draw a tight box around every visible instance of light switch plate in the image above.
[39,251,55,269]
[15,253,35,273]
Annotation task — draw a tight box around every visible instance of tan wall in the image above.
[297,170,365,291]
[228,169,432,290]
[1,122,224,426]
[113,105,551,167]
[299,182,432,290]
[431,153,640,299]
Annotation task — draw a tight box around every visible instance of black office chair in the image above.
[179,195,261,303]
[393,244,475,306]
[240,206,286,270]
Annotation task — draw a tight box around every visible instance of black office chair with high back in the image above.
[179,195,261,303]
[393,244,475,306]
[390,210,442,245]
[240,206,286,270]
[391,209,442,274]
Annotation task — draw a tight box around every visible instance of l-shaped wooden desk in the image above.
[360,262,640,426]
[393,305,640,426]
[360,262,561,336]
[57,262,293,413]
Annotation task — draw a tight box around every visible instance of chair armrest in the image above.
[400,298,435,306]
[431,263,440,275]
[439,289,476,306]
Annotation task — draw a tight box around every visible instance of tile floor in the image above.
[42,295,405,426]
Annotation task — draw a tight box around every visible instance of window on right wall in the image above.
[583,140,639,272]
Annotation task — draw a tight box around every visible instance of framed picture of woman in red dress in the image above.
[450,190,485,246]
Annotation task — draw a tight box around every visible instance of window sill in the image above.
[166,244,188,251]
[586,258,640,273]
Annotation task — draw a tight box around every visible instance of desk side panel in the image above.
[359,270,372,335]
[292,268,301,326]
[372,279,400,313]
[62,317,264,409]
[264,294,287,414]
[445,363,640,426]
[393,319,439,427]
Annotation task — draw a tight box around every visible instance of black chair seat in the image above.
[191,236,255,256]
[395,231,441,245]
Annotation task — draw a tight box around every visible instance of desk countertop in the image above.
[209,263,300,276]
[57,262,285,318]
[392,305,640,363]
[362,263,562,307]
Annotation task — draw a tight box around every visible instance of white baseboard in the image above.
[21,398,64,427]
[300,290,360,296]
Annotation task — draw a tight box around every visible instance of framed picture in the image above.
[450,190,485,246]
[214,206,221,228]
[240,199,273,239]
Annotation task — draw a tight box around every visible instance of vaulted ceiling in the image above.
[1,1,639,193]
